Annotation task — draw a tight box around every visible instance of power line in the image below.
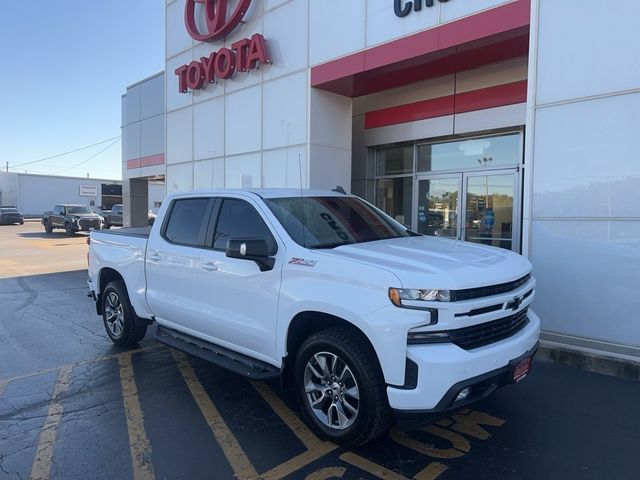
[52,138,121,175]
[10,136,121,168]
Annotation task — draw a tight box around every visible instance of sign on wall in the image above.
[175,0,271,93]
[79,185,98,197]
[394,0,452,17]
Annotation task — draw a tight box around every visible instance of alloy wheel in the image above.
[104,291,124,338]
[304,351,360,430]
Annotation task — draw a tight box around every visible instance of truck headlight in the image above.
[388,287,451,307]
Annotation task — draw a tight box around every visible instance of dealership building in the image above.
[121,0,640,364]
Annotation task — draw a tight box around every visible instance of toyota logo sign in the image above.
[185,0,252,42]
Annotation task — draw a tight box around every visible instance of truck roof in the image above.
[170,188,350,200]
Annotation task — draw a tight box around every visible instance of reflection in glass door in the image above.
[463,172,516,250]
[415,170,518,250]
[416,176,460,239]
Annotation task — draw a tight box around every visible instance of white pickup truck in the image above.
[87,189,539,446]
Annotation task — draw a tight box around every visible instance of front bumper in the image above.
[393,341,539,428]
[387,309,540,413]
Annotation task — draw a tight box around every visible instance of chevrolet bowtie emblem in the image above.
[507,296,523,311]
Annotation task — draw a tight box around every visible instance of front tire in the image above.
[295,327,392,447]
[102,280,147,346]
[44,220,53,233]
[65,222,76,236]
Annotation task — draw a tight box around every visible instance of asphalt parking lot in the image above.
[1,223,639,479]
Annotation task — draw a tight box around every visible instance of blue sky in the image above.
[0,0,164,180]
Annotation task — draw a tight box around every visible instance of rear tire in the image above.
[102,280,147,346]
[44,220,53,233]
[295,327,392,447]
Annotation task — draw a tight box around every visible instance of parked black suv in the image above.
[0,206,24,225]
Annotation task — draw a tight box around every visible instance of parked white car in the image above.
[87,189,539,446]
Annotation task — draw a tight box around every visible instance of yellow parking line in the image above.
[118,354,155,480]
[414,462,448,480]
[172,350,258,480]
[251,381,338,480]
[339,452,409,480]
[30,366,73,480]
[0,344,161,385]
[251,381,327,450]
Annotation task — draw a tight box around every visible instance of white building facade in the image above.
[122,0,640,360]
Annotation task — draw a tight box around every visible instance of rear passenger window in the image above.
[213,199,277,254]
[163,198,211,247]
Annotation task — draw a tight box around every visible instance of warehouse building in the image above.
[121,0,640,363]
[0,172,122,216]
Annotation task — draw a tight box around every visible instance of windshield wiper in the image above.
[308,241,356,249]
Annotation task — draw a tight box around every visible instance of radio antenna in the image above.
[298,153,306,248]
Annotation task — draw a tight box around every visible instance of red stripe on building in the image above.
[364,81,527,129]
[127,153,165,170]
[455,80,527,114]
[311,0,530,98]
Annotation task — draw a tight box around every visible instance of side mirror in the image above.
[225,238,275,272]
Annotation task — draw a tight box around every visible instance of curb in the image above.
[537,341,640,381]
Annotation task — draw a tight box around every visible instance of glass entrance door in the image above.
[463,170,518,250]
[415,169,519,250]
[415,175,461,239]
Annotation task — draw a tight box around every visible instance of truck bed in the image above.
[98,227,151,238]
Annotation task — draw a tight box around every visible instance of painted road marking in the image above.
[413,462,449,480]
[390,425,471,459]
[252,381,338,480]
[0,344,162,385]
[448,409,506,440]
[340,452,410,480]
[172,350,259,480]
[30,366,72,480]
[119,353,155,480]
[304,467,346,480]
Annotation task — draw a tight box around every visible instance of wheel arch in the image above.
[283,311,385,387]
[96,268,152,326]
[95,267,124,315]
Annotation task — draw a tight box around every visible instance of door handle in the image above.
[148,252,161,262]
[200,262,218,272]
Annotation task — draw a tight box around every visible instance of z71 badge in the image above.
[288,258,318,267]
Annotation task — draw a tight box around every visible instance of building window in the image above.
[376,177,413,228]
[417,133,521,172]
[376,145,414,176]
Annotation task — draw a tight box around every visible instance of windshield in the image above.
[266,196,411,249]
[0,208,18,213]
[67,206,92,214]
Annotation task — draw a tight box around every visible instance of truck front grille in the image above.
[451,309,529,350]
[451,275,530,302]
[79,218,100,228]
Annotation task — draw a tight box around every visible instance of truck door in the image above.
[145,197,215,334]
[194,197,283,363]
[52,205,65,227]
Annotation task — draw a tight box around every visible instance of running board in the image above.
[155,325,280,380]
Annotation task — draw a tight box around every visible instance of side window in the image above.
[162,198,211,247]
[213,199,277,254]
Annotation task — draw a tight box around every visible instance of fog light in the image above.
[455,387,472,402]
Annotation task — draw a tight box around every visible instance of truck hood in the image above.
[316,236,531,290]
